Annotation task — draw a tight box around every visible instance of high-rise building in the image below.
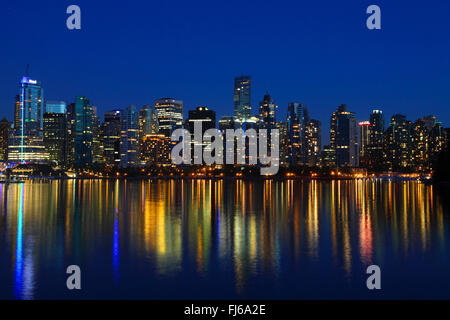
[120,105,139,167]
[218,116,235,132]
[140,134,171,165]
[8,77,48,163]
[46,101,67,114]
[359,121,370,167]
[73,96,93,167]
[258,93,276,128]
[234,76,251,121]
[367,110,385,170]
[0,118,11,161]
[304,119,322,167]
[330,104,359,167]
[91,106,104,165]
[277,121,289,167]
[384,114,412,171]
[186,106,216,164]
[43,112,66,166]
[102,110,122,166]
[286,102,308,165]
[139,105,159,162]
[154,98,183,138]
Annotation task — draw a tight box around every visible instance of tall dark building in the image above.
[384,114,412,171]
[304,119,322,167]
[0,118,11,161]
[154,98,183,138]
[187,106,216,164]
[330,104,359,168]
[92,106,104,165]
[73,96,93,167]
[234,76,251,121]
[286,102,308,165]
[43,112,66,166]
[367,109,385,170]
[258,93,276,128]
[102,110,122,166]
[359,121,370,167]
[120,105,139,167]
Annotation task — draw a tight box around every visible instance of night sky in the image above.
[1,0,449,144]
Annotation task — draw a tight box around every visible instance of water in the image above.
[0,179,449,300]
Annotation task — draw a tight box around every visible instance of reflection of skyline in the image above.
[0,179,446,299]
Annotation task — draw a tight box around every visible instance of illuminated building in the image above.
[304,119,322,167]
[258,93,277,128]
[91,106,104,164]
[218,116,235,132]
[140,134,171,165]
[276,121,289,167]
[139,105,159,162]
[0,118,11,161]
[233,76,251,121]
[321,145,335,167]
[8,76,48,163]
[286,102,308,165]
[154,98,183,138]
[43,112,66,166]
[102,110,122,166]
[330,104,359,167]
[384,114,412,171]
[367,110,385,170]
[187,106,216,164]
[120,105,139,167]
[73,96,93,166]
[359,121,370,167]
[46,101,67,114]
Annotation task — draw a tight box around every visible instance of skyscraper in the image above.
[154,98,183,138]
[91,106,104,165]
[8,77,48,163]
[120,105,139,167]
[367,110,385,170]
[286,102,308,165]
[330,104,359,168]
[304,119,322,167]
[140,134,171,165]
[43,112,66,166]
[359,121,370,167]
[258,93,276,128]
[234,76,251,121]
[73,96,93,167]
[102,110,122,166]
[187,106,216,164]
[384,114,412,171]
[139,105,159,162]
[0,118,11,162]
[46,101,67,114]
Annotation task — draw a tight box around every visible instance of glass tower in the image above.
[234,76,251,121]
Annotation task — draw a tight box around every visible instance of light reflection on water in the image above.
[0,179,448,299]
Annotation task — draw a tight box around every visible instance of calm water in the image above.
[0,179,449,300]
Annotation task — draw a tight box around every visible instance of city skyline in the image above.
[1,1,450,146]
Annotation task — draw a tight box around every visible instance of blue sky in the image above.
[1,0,449,143]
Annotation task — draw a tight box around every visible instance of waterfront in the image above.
[0,179,449,299]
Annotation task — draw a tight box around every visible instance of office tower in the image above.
[430,121,446,157]
[102,110,122,166]
[367,110,385,170]
[304,119,322,167]
[43,112,66,166]
[91,106,104,164]
[73,96,93,167]
[286,102,308,165]
[186,106,216,163]
[384,114,412,171]
[154,98,183,138]
[46,101,67,114]
[139,105,159,162]
[330,104,359,167]
[258,93,276,128]
[120,105,139,167]
[0,118,11,161]
[8,77,48,163]
[277,121,289,167]
[140,134,171,165]
[234,76,251,120]
[359,121,370,167]
[411,119,430,171]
